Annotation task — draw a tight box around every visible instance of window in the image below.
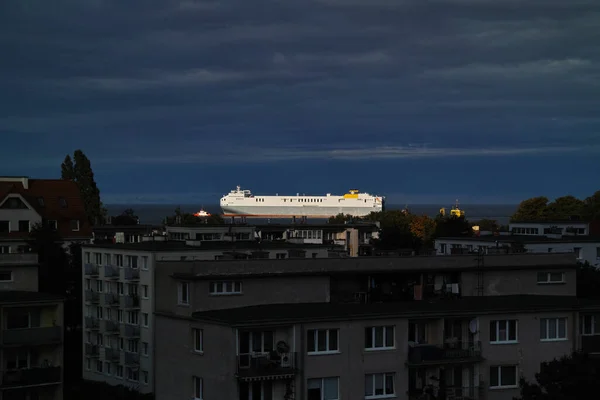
[178,282,190,305]
[70,219,80,231]
[142,285,149,298]
[193,376,203,400]
[5,310,37,329]
[537,272,565,284]
[574,247,582,259]
[96,360,103,373]
[142,342,148,356]
[127,367,139,381]
[18,220,29,232]
[489,365,518,388]
[0,271,13,282]
[365,326,395,350]
[142,256,148,270]
[209,281,242,295]
[115,255,123,267]
[116,365,123,378]
[581,315,600,335]
[490,320,518,343]
[540,318,567,341]
[142,313,149,327]
[142,370,148,384]
[59,197,67,208]
[47,220,57,231]
[365,373,395,398]
[127,311,139,325]
[117,310,124,323]
[96,280,103,293]
[85,358,91,370]
[0,221,9,233]
[307,377,339,400]
[127,339,138,353]
[193,328,203,353]
[596,247,600,259]
[104,362,111,375]
[307,329,339,354]
[127,255,138,269]
[105,253,112,265]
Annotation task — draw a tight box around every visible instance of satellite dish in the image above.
[469,319,478,334]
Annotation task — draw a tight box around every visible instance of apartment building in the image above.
[0,252,64,400]
[80,238,339,394]
[153,252,592,400]
[0,176,93,253]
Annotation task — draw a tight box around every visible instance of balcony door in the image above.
[238,330,274,368]
[239,381,272,400]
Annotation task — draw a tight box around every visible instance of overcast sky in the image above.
[1,0,599,204]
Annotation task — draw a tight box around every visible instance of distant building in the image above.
[435,220,600,267]
[0,252,64,399]
[0,176,93,253]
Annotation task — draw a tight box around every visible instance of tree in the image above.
[27,223,69,295]
[368,210,420,251]
[410,215,436,247]
[546,195,585,220]
[515,351,600,400]
[582,190,600,220]
[61,154,75,180]
[434,215,472,238]
[328,213,359,224]
[511,196,550,222]
[112,209,139,226]
[576,261,600,299]
[164,207,223,226]
[62,150,106,224]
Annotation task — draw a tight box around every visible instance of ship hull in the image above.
[221,205,381,218]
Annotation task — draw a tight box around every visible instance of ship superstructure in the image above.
[220,186,384,218]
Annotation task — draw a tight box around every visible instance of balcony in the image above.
[407,341,483,366]
[104,265,120,279]
[124,352,140,366]
[1,366,61,388]
[104,293,119,307]
[237,352,297,381]
[85,343,100,357]
[84,290,99,303]
[0,253,38,265]
[124,268,140,281]
[580,335,600,354]
[105,348,121,362]
[103,320,120,334]
[2,326,62,346]
[84,317,100,330]
[84,263,99,276]
[121,325,140,338]
[121,295,140,309]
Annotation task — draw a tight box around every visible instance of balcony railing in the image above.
[84,263,99,276]
[84,317,100,330]
[104,265,120,279]
[2,326,62,346]
[407,341,483,366]
[85,290,100,303]
[237,352,297,381]
[105,348,121,362]
[124,352,140,365]
[124,268,140,281]
[1,366,61,388]
[121,295,140,309]
[122,325,140,338]
[580,335,600,354]
[409,385,484,400]
[85,343,100,357]
[0,253,38,264]
[104,293,119,306]
[103,320,120,334]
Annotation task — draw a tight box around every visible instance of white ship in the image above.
[220,186,384,218]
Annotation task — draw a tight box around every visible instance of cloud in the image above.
[88,144,598,166]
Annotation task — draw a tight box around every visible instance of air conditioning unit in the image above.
[280,353,291,368]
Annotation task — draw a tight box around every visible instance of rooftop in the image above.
[167,252,577,280]
[190,295,598,326]
[0,290,64,304]
[438,235,600,243]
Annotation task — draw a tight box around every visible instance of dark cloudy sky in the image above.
[1,0,599,204]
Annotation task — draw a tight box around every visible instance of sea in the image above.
[105,204,518,226]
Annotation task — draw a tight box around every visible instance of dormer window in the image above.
[59,198,67,208]
[37,197,45,206]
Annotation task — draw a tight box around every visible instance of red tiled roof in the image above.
[0,178,93,239]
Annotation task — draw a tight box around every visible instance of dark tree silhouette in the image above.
[112,208,139,225]
[61,154,75,180]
